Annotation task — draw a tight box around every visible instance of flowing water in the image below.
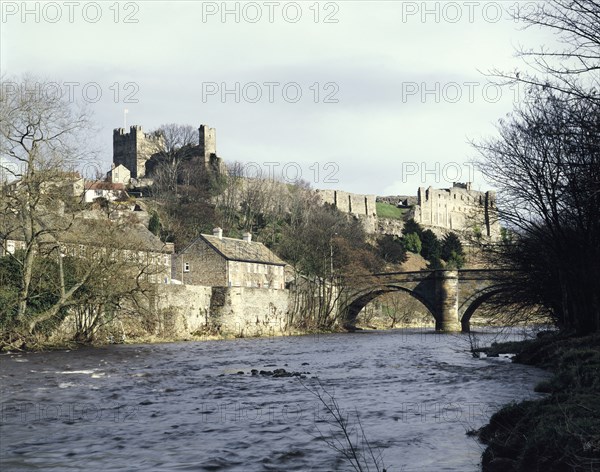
[0,329,549,471]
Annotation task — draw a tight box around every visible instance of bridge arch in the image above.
[342,284,437,327]
[459,287,506,332]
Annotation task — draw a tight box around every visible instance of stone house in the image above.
[173,228,286,289]
[107,164,131,185]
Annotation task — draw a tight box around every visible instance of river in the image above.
[0,328,549,471]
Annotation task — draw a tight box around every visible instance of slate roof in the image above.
[1,215,170,253]
[196,234,286,266]
[85,181,126,191]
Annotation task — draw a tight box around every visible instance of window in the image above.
[184,262,190,272]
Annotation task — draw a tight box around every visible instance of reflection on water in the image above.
[0,328,549,471]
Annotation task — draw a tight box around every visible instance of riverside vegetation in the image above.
[473,333,600,471]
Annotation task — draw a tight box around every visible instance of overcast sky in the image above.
[1,1,554,196]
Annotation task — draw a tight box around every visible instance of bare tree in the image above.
[490,0,600,102]
[0,75,168,344]
[146,123,198,198]
[0,74,93,326]
[473,89,600,334]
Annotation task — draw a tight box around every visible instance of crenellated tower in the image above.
[113,125,161,179]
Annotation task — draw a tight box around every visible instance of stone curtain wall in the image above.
[315,189,378,233]
[112,126,162,179]
[315,189,376,217]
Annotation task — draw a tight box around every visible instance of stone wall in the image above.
[377,195,417,207]
[154,284,290,338]
[315,189,378,233]
[210,287,290,337]
[315,189,377,217]
[173,239,227,286]
[199,124,217,160]
[155,284,213,335]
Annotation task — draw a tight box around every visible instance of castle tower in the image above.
[198,124,217,163]
[113,125,160,179]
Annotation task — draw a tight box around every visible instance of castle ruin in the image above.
[414,183,500,238]
[113,125,162,179]
[113,124,224,180]
[315,189,378,233]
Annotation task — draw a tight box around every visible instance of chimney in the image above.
[243,232,252,243]
[213,227,223,239]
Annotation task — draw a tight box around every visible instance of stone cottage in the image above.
[173,228,286,289]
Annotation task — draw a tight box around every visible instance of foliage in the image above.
[490,0,600,104]
[441,233,465,269]
[473,1,600,335]
[440,232,462,260]
[0,74,95,338]
[403,219,423,238]
[426,257,444,270]
[377,234,407,264]
[420,229,441,262]
[444,251,465,270]
[402,232,421,254]
[148,212,160,236]
[476,334,600,472]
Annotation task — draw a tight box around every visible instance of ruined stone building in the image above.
[113,125,162,179]
[315,189,378,233]
[173,228,286,289]
[414,183,500,238]
[112,124,224,180]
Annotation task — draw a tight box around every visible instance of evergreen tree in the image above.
[403,233,422,254]
[421,229,441,262]
[403,219,423,238]
[441,232,463,261]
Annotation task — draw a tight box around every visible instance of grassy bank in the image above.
[375,202,407,220]
[475,332,600,472]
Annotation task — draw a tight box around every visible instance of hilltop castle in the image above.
[113,124,224,180]
[414,183,500,238]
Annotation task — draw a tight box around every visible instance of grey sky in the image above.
[1,1,553,195]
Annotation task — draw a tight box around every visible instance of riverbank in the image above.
[474,332,600,472]
[0,325,343,353]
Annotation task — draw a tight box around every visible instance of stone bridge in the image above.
[339,269,512,332]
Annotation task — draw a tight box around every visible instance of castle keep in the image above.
[113,126,162,179]
[414,183,500,238]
